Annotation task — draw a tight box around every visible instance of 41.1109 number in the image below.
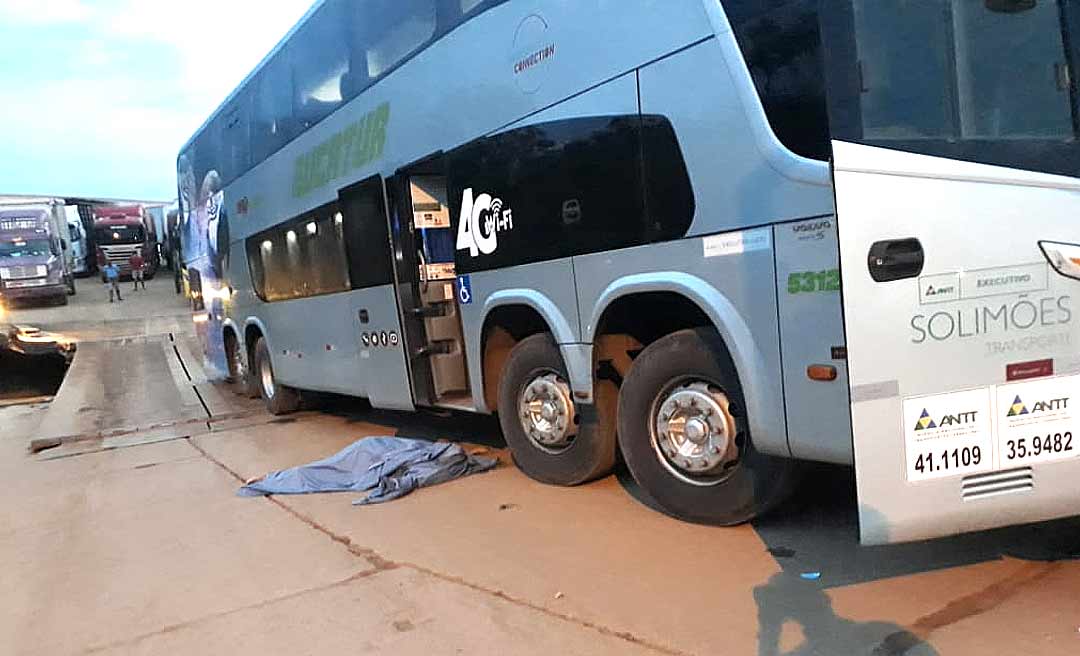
[915,446,982,474]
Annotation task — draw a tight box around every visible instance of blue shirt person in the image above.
[103,263,123,302]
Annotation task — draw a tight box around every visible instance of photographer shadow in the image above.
[754,570,938,656]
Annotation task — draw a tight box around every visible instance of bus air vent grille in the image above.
[961,468,1033,501]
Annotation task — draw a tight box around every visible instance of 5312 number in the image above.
[788,269,840,295]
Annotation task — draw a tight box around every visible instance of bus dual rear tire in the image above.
[254,337,300,416]
[226,334,260,399]
[497,334,617,486]
[617,328,798,526]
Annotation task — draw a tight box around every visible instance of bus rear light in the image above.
[807,365,837,382]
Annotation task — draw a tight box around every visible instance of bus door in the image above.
[821,1,1080,544]
[387,158,471,410]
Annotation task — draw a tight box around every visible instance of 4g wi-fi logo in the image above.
[456,188,515,257]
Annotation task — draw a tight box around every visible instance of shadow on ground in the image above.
[0,350,68,401]
[313,393,507,449]
[750,464,1080,588]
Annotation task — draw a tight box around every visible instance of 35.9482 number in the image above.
[1006,432,1073,461]
[788,269,840,294]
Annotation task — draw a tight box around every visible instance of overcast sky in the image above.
[0,0,312,201]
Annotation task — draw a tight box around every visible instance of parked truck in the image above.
[93,205,158,281]
[64,206,90,276]
[0,201,77,306]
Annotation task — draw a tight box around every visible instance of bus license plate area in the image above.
[904,374,1080,483]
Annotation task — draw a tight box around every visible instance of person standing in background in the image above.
[129,252,146,291]
[103,262,122,302]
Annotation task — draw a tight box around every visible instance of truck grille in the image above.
[962,467,1034,501]
[100,246,140,270]
[6,265,46,280]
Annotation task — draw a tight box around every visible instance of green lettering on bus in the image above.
[292,102,391,198]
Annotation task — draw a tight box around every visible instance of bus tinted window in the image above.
[219,99,251,183]
[246,203,351,302]
[183,0,510,189]
[724,0,830,161]
[252,49,296,164]
[449,115,693,274]
[852,1,1072,141]
[292,1,350,130]
[641,116,696,243]
[360,0,437,78]
[341,177,394,289]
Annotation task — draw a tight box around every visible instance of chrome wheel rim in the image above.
[260,358,275,399]
[651,380,739,486]
[519,372,577,453]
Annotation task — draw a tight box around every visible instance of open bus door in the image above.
[821,1,1080,544]
[386,154,472,411]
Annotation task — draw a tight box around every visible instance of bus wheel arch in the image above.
[482,304,616,486]
[480,304,550,413]
[592,290,714,376]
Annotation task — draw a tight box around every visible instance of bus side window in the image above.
[340,176,395,290]
[448,114,693,274]
[723,0,830,161]
[292,1,350,129]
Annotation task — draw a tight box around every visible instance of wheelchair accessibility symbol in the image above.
[456,275,473,305]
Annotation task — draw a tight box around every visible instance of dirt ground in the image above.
[2,275,1080,655]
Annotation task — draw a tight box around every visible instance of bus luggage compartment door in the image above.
[834,141,1080,545]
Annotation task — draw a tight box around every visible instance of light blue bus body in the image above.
[180,0,1080,544]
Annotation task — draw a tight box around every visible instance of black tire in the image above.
[497,333,617,486]
[55,294,69,307]
[617,328,799,525]
[225,333,259,398]
[254,337,300,415]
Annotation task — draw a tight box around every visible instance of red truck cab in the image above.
[93,206,158,281]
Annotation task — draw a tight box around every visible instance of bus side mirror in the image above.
[1040,240,1080,281]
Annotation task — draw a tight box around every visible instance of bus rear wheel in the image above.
[225,333,258,398]
[254,337,300,416]
[617,328,798,526]
[497,333,616,486]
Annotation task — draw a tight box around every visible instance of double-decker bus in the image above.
[179,0,1080,544]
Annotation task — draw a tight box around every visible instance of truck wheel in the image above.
[617,328,798,525]
[55,294,69,307]
[497,333,616,486]
[225,333,259,398]
[254,337,300,415]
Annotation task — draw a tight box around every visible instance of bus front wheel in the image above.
[497,333,617,486]
[254,337,300,416]
[617,328,798,526]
